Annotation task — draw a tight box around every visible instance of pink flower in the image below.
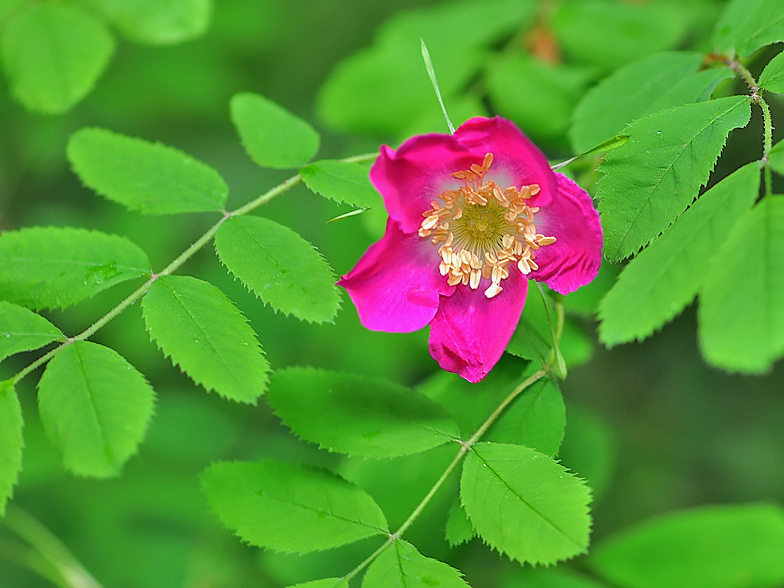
[338,117,602,383]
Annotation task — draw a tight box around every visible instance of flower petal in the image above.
[338,219,454,332]
[370,137,477,234]
[530,173,603,295]
[454,117,557,207]
[428,272,528,383]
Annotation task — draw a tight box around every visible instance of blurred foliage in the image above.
[1,0,783,587]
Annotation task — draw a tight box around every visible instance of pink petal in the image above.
[338,219,454,332]
[454,117,557,207]
[370,137,478,234]
[530,173,603,295]
[428,272,529,383]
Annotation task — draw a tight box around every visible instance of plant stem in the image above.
[335,366,548,585]
[756,95,774,197]
[2,505,104,588]
[11,152,378,387]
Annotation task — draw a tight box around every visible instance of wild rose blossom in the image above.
[339,117,603,382]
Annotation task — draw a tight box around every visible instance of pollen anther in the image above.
[419,153,556,298]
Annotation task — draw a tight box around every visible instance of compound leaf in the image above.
[300,160,382,210]
[231,92,319,169]
[461,442,592,566]
[362,540,469,588]
[597,96,751,261]
[713,0,784,57]
[0,301,65,362]
[590,503,784,588]
[760,49,784,93]
[201,460,388,553]
[214,215,340,323]
[571,51,728,153]
[267,367,459,459]
[599,163,760,346]
[93,0,211,45]
[445,500,475,547]
[1,3,114,113]
[699,196,784,372]
[68,128,228,214]
[37,341,155,478]
[142,275,269,403]
[0,380,23,515]
[0,227,150,311]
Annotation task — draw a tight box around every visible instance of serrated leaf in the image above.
[0,301,65,362]
[37,341,155,478]
[461,442,592,565]
[68,128,228,214]
[599,163,760,346]
[699,196,784,373]
[771,140,784,175]
[0,227,150,310]
[713,0,784,57]
[485,367,565,456]
[288,580,348,588]
[597,96,751,261]
[445,500,475,547]
[300,160,382,210]
[267,367,459,459]
[760,50,784,93]
[231,93,319,169]
[571,51,729,153]
[507,287,554,363]
[1,3,114,113]
[93,0,210,45]
[214,216,340,323]
[551,0,691,72]
[362,540,470,588]
[201,460,388,553]
[590,503,784,588]
[0,380,23,515]
[141,275,269,403]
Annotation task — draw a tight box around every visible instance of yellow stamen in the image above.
[419,152,556,298]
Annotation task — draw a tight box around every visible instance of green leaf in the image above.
[0,227,150,310]
[0,301,65,362]
[267,367,460,459]
[1,3,114,113]
[590,503,784,588]
[317,0,534,136]
[771,139,784,175]
[461,442,592,565]
[300,160,382,210]
[597,96,751,261]
[0,380,23,515]
[141,275,269,403]
[288,580,348,588]
[201,460,388,553]
[699,196,784,373]
[214,216,340,323]
[445,500,475,547]
[551,0,691,72]
[713,0,784,57]
[37,341,155,478]
[507,287,554,363]
[571,51,730,154]
[500,567,608,588]
[230,92,320,169]
[362,540,469,588]
[485,369,565,456]
[93,0,211,45]
[485,54,592,143]
[599,163,761,346]
[761,50,784,93]
[68,128,228,214]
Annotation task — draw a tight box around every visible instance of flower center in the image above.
[418,153,556,299]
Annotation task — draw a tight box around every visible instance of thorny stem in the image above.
[10,152,378,388]
[2,505,104,588]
